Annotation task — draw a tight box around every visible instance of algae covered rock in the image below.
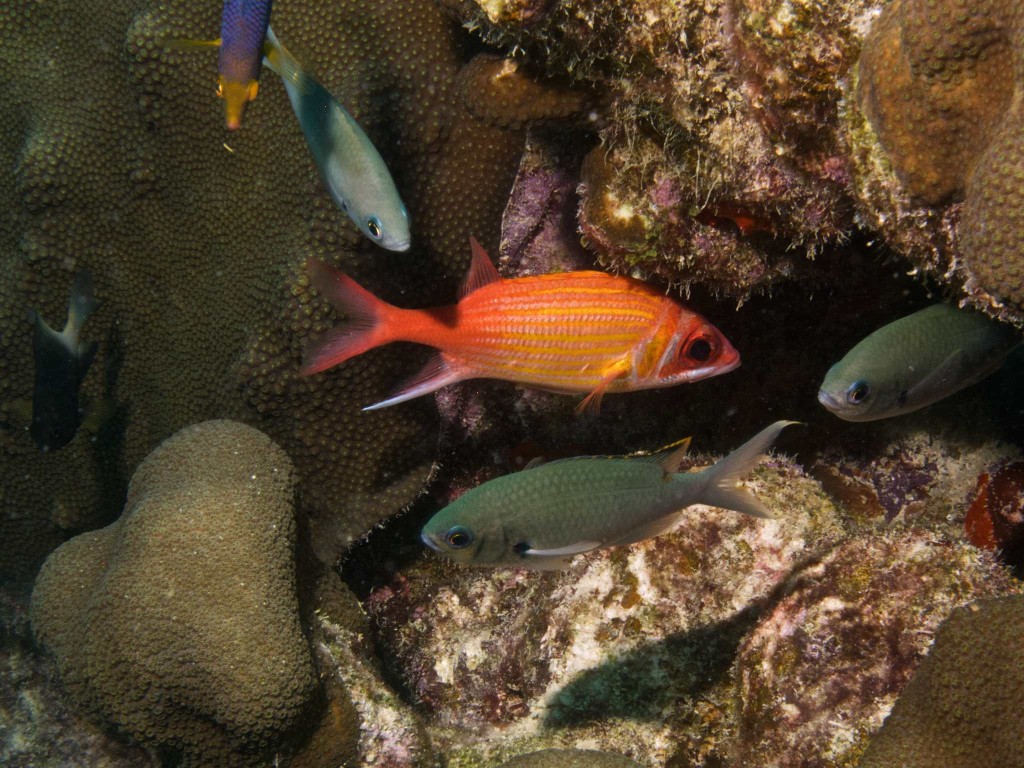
[733,531,1019,768]
[859,595,1024,768]
[30,420,334,767]
[496,749,643,768]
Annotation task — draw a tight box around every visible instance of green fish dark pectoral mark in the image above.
[422,420,798,570]
[29,269,100,452]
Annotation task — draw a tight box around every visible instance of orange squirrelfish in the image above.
[302,239,740,412]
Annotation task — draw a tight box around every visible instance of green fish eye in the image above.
[445,525,473,549]
[846,380,870,405]
[366,217,382,240]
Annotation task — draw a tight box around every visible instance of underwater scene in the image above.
[3,0,1024,766]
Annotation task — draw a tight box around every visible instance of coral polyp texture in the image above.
[855,0,1024,322]
[29,420,334,767]
[859,596,1024,768]
[0,0,529,579]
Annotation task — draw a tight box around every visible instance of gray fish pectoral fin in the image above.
[904,349,966,401]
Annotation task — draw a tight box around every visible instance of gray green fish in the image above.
[421,421,797,569]
[817,303,1020,422]
[263,28,410,251]
[29,269,100,452]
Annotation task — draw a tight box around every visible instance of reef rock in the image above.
[30,420,334,767]
[733,531,1019,767]
[495,749,644,768]
[859,595,1024,768]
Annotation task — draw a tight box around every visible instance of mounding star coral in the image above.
[859,595,1024,768]
[854,0,1024,324]
[0,0,532,579]
[30,420,339,767]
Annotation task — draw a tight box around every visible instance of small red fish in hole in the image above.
[302,238,740,413]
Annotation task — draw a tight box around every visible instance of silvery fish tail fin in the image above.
[262,27,309,93]
[693,420,799,520]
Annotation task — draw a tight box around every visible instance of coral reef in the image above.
[368,459,808,763]
[441,0,874,299]
[494,749,643,768]
[30,420,331,767]
[0,0,531,579]
[854,0,1024,323]
[732,531,1018,768]
[859,595,1024,768]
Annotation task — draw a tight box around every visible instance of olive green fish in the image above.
[817,304,1020,422]
[421,420,797,569]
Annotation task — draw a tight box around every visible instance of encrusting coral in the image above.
[0,0,536,579]
[855,0,1024,323]
[29,420,335,767]
[858,595,1024,768]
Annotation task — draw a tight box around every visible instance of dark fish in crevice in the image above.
[29,269,100,451]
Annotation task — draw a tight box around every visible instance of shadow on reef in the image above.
[542,557,823,727]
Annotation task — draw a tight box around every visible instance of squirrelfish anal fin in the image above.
[458,237,502,299]
[363,354,463,411]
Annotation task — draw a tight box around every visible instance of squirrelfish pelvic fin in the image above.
[263,27,411,251]
[420,420,797,569]
[29,269,100,452]
[301,240,740,411]
[818,304,1020,421]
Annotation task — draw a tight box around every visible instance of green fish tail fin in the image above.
[691,420,800,520]
[263,27,310,93]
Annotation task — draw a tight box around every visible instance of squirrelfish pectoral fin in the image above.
[575,357,631,415]
[363,354,463,411]
[458,237,502,299]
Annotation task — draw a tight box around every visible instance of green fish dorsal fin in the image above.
[458,237,502,299]
[651,436,692,472]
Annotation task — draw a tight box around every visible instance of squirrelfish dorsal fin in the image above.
[458,237,502,299]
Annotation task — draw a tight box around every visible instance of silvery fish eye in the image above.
[846,379,870,405]
[445,525,473,549]
[366,217,382,240]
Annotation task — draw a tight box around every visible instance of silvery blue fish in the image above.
[421,421,796,569]
[818,304,1020,421]
[263,27,410,251]
[29,270,99,452]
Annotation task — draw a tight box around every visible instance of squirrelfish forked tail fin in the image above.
[692,420,801,519]
[300,259,396,376]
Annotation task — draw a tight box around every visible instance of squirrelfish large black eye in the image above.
[445,525,473,549]
[846,380,870,405]
[366,217,382,240]
[685,337,714,362]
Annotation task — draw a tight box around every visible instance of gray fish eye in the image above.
[846,380,870,405]
[366,217,382,240]
[445,525,473,549]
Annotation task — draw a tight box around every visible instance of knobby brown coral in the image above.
[856,0,1024,322]
[859,596,1024,768]
[0,0,530,579]
[30,420,333,767]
